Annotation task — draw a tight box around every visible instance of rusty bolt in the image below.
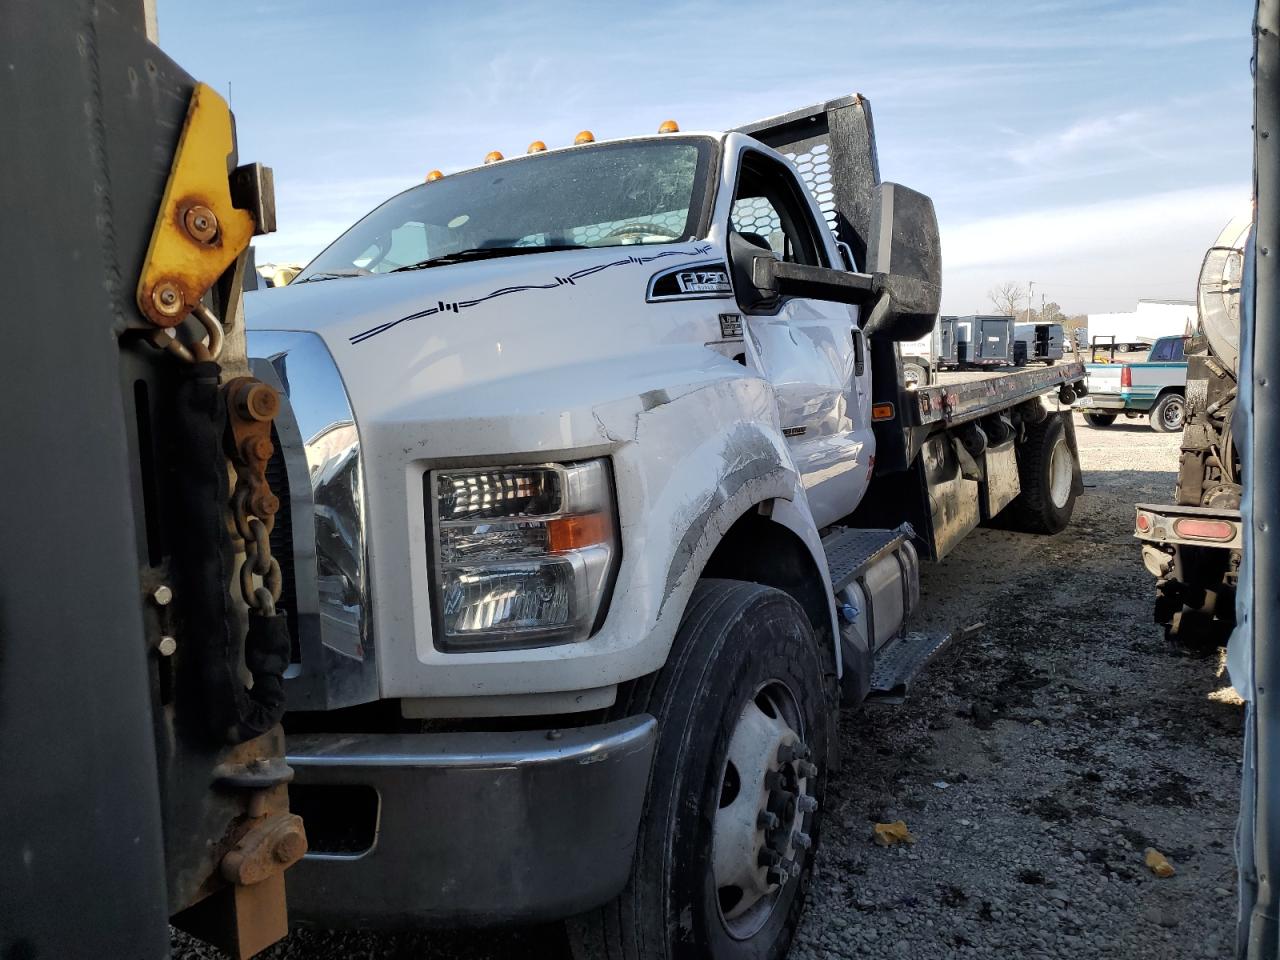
[151,280,184,319]
[151,584,173,606]
[235,382,280,422]
[251,491,281,518]
[241,435,274,463]
[273,831,305,864]
[183,204,219,243]
[157,635,177,656]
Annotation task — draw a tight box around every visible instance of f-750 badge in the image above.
[676,270,731,294]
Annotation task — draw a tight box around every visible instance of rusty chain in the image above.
[233,487,282,616]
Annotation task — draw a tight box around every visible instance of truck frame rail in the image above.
[910,361,1087,429]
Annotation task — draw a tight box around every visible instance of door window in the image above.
[729,152,827,267]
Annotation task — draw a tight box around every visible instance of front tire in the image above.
[1002,413,1079,534]
[1083,411,1117,427]
[902,360,928,389]
[568,580,832,960]
[1150,393,1186,433]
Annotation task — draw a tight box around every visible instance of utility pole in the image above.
[1027,280,1036,322]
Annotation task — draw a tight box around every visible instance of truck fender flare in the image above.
[657,465,842,681]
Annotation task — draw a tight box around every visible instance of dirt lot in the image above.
[177,412,1244,960]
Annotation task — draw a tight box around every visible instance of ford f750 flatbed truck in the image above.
[245,94,1087,958]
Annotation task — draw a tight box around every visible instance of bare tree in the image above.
[987,281,1024,317]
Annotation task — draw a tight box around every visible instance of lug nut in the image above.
[758,848,781,867]
[777,743,796,764]
[758,811,780,830]
[797,795,819,813]
[151,584,173,606]
[157,635,177,657]
[794,832,813,850]
[797,760,819,778]
[766,867,785,886]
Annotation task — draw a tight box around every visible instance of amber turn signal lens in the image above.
[658,119,679,133]
[547,513,610,553]
[871,402,896,422]
[425,169,443,182]
[483,150,504,164]
[527,140,547,153]
[574,130,595,144]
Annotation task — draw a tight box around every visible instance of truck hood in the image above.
[245,241,732,443]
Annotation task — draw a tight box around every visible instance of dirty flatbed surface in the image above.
[913,361,1086,428]
[175,415,1242,960]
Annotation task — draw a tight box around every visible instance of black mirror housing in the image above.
[862,183,941,341]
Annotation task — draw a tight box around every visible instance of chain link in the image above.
[234,489,281,616]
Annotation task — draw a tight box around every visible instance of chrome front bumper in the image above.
[285,715,657,927]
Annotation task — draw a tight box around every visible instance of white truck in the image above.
[246,95,1087,957]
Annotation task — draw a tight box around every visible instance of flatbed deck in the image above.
[909,361,1087,429]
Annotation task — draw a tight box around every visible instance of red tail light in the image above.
[1172,517,1235,542]
[1120,365,1132,388]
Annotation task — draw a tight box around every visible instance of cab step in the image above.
[822,525,910,591]
[865,623,982,705]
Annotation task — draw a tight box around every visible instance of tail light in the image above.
[1120,365,1132,388]
[1172,517,1235,542]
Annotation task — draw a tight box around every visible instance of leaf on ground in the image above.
[873,820,916,846]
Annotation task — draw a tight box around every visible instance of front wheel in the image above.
[902,360,928,389]
[1083,411,1117,427]
[568,580,832,960]
[1150,393,1186,433]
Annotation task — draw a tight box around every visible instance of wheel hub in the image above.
[712,683,817,939]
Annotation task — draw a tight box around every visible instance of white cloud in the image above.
[940,183,1250,314]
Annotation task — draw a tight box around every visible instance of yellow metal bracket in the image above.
[136,82,257,328]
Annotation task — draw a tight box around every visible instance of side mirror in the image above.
[862,183,942,341]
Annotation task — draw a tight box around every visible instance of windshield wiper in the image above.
[292,269,369,284]
[389,244,587,273]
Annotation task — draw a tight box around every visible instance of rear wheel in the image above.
[1083,412,1117,427]
[1002,414,1079,534]
[568,580,831,960]
[902,360,928,389]
[1150,393,1186,433]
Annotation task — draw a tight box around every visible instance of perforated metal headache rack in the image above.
[733,94,882,270]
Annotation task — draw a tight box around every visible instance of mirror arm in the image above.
[751,257,881,305]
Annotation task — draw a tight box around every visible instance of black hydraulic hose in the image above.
[170,360,289,744]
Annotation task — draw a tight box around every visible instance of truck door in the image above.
[729,148,873,527]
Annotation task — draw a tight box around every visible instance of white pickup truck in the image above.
[246,95,1087,957]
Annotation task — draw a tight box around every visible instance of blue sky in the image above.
[159,0,1254,315]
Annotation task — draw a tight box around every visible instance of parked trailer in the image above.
[955,314,1015,366]
[1015,322,1065,364]
[246,93,1087,957]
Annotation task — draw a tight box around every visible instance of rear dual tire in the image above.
[1083,411,1116,427]
[1002,414,1079,534]
[569,580,831,960]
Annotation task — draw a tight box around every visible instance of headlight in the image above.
[429,459,619,651]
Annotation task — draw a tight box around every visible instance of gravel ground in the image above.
[176,412,1244,960]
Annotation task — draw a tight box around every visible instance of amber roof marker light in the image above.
[574,130,595,145]
[483,150,504,164]
[658,119,680,133]
[527,140,547,153]
[425,169,443,182]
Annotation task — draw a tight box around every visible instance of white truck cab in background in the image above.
[246,95,1086,958]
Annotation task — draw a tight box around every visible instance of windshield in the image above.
[297,137,714,281]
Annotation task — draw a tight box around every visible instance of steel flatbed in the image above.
[908,361,1087,429]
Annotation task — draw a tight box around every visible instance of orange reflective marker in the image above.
[547,513,610,552]
[527,140,547,153]
[425,169,444,182]
[871,402,896,422]
[574,130,595,145]
[658,119,680,133]
[483,150,504,164]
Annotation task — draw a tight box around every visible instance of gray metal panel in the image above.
[0,1,171,955]
[867,630,958,702]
